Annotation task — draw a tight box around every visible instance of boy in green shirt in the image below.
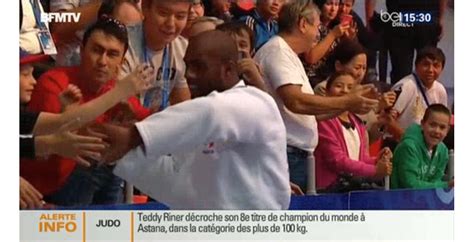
[391,104,454,189]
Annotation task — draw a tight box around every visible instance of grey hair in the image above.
[278,0,320,34]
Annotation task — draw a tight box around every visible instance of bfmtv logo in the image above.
[40,12,81,23]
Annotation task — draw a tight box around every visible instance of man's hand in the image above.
[347,84,379,114]
[90,123,141,164]
[20,177,43,209]
[117,64,154,97]
[50,119,107,167]
[59,84,82,112]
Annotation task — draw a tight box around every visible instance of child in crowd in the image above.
[391,104,454,189]
[217,22,266,91]
[314,71,392,192]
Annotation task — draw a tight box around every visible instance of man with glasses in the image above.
[254,0,379,193]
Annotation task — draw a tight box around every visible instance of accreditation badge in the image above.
[37,29,57,55]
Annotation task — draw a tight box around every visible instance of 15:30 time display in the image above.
[401,12,433,23]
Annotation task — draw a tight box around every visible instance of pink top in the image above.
[314,114,377,189]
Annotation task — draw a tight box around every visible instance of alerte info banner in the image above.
[19,189,454,241]
[20,210,453,241]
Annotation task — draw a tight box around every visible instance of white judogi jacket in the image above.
[114,81,290,209]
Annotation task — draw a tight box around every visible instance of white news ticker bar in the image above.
[20,210,453,241]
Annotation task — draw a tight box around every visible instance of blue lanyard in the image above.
[412,73,431,107]
[160,46,171,110]
[143,45,171,110]
[29,0,47,30]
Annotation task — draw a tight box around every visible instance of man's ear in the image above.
[222,60,235,79]
[298,17,307,34]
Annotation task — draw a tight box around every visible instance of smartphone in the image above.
[394,89,402,104]
[384,89,402,112]
[340,14,353,26]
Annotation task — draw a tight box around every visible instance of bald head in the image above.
[184,30,240,98]
[188,30,239,63]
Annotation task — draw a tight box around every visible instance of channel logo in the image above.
[380,10,414,28]
[40,12,81,23]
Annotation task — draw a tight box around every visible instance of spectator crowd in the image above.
[19,0,454,210]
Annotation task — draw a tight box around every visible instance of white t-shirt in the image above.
[20,0,49,54]
[254,36,318,152]
[120,24,188,108]
[50,0,92,66]
[114,81,290,209]
[392,74,448,130]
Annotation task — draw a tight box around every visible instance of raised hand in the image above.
[344,21,358,40]
[330,23,351,39]
[50,118,107,167]
[116,64,154,97]
[347,84,379,114]
[379,91,397,110]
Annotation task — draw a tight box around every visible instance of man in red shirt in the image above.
[21,17,150,206]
